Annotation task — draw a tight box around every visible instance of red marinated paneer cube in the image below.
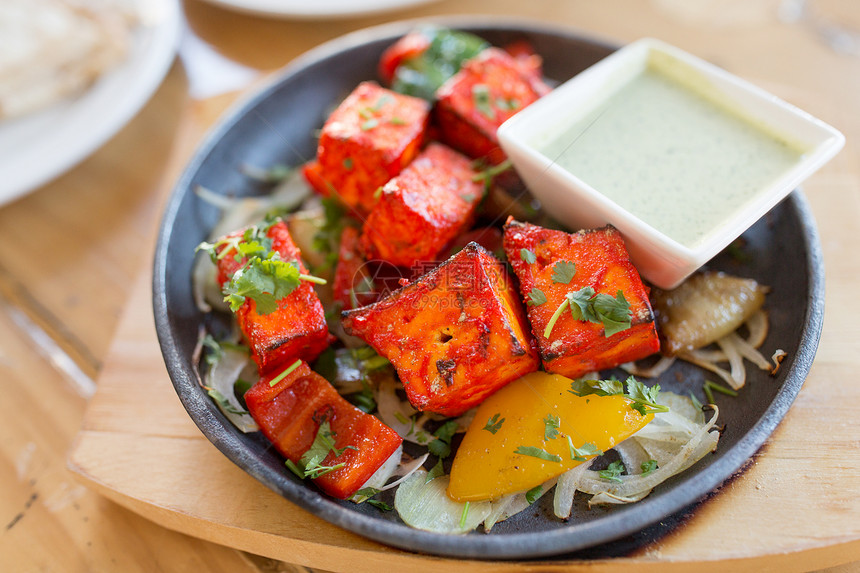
[342,243,539,416]
[503,219,660,378]
[434,47,551,165]
[359,142,484,269]
[244,360,403,500]
[213,220,329,375]
[303,81,430,215]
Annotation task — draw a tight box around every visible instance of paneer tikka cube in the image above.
[359,142,484,269]
[503,219,660,378]
[434,47,550,165]
[341,243,539,416]
[303,81,430,214]
[213,220,329,375]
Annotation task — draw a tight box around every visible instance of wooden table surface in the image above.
[2,0,859,571]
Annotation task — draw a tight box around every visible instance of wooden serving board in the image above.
[68,174,860,572]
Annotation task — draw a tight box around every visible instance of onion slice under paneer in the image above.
[652,271,768,356]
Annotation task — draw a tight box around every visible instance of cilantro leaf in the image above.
[526,485,543,504]
[223,256,301,314]
[483,413,505,435]
[527,288,547,307]
[543,414,561,440]
[520,248,537,264]
[354,487,379,499]
[567,438,603,461]
[599,460,626,483]
[592,290,632,337]
[544,287,632,338]
[428,420,459,459]
[566,287,597,322]
[367,499,393,511]
[472,84,495,119]
[288,420,357,479]
[205,388,246,415]
[425,459,445,483]
[514,446,562,463]
[551,260,576,284]
[201,334,222,367]
[640,459,658,476]
[568,376,669,416]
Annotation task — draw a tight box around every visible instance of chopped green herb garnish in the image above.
[459,502,470,529]
[470,158,512,186]
[472,84,495,119]
[354,487,379,499]
[483,413,505,435]
[428,420,459,459]
[544,288,631,339]
[286,420,357,479]
[543,414,561,440]
[527,288,547,307]
[599,460,626,483]
[389,116,407,125]
[703,380,738,404]
[567,438,603,461]
[425,459,445,483]
[525,485,543,504]
[367,499,393,511]
[551,260,576,284]
[361,118,379,131]
[495,97,521,111]
[640,459,658,476]
[205,388,246,415]
[569,376,669,417]
[206,221,327,315]
[201,334,222,366]
[690,392,704,411]
[269,359,302,387]
[520,248,537,264]
[515,446,562,463]
[342,157,354,170]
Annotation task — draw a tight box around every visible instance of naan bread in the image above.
[0,0,136,119]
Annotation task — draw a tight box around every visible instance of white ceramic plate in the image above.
[0,0,181,208]
[199,0,440,20]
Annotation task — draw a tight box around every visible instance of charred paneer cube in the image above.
[244,360,403,500]
[434,47,550,165]
[503,219,659,378]
[212,220,329,375]
[359,143,484,269]
[303,81,430,215]
[342,243,539,416]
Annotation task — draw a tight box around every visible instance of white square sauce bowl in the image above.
[498,37,844,289]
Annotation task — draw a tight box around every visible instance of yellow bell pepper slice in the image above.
[447,371,653,502]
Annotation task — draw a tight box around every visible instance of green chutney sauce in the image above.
[538,59,804,248]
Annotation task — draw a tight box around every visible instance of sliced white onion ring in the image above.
[394,470,491,534]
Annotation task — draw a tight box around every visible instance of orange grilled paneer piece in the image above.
[342,243,539,416]
[302,81,430,215]
[434,47,551,165]
[503,219,660,378]
[213,220,329,375]
[359,142,484,269]
[244,361,403,500]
